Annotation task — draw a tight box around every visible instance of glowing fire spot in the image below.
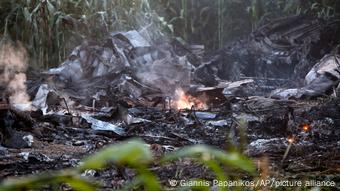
[302,124,311,132]
[287,136,294,144]
[172,89,207,110]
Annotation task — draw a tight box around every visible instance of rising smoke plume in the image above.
[132,1,193,96]
[0,35,31,110]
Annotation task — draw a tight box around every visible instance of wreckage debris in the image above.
[0,99,36,149]
[46,30,196,97]
[0,15,340,187]
[271,54,340,99]
[81,115,125,136]
[194,16,340,98]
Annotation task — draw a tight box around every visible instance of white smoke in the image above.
[0,39,32,110]
[132,2,194,96]
[134,54,192,95]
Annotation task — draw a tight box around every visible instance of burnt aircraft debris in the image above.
[0,100,34,149]
[195,15,340,94]
[1,15,340,185]
[271,54,340,99]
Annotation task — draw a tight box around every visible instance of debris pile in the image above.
[271,54,340,99]
[1,15,340,186]
[195,15,340,91]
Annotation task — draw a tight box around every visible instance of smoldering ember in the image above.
[0,1,339,190]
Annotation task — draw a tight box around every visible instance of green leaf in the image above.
[78,139,153,171]
[23,7,31,23]
[31,2,41,15]
[46,0,56,14]
[0,171,97,191]
[135,167,162,191]
[162,145,255,173]
[60,176,97,191]
[311,3,320,10]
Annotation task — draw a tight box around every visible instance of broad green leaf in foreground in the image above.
[78,139,153,171]
[162,145,255,173]
[0,171,96,191]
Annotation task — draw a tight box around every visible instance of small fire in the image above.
[172,89,207,110]
[302,124,311,132]
[287,136,295,144]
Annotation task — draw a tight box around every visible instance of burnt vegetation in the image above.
[0,0,340,191]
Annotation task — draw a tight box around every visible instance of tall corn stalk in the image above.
[1,0,338,70]
[0,0,147,69]
[181,0,188,41]
[218,0,225,49]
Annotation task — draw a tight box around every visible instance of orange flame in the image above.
[302,124,311,132]
[172,89,207,110]
[287,136,294,144]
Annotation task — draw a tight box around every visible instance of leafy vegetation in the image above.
[1,0,339,68]
[0,139,255,191]
[0,0,162,68]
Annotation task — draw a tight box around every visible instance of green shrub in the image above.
[0,139,255,191]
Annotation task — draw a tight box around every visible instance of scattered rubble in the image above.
[1,15,340,188]
[271,54,340,99]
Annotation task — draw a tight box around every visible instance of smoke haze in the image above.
[0,39,31,110]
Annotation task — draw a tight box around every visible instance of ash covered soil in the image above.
[1,97,339,189]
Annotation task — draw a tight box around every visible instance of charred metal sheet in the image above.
[271,54,340,99]
[194,16,340,89]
